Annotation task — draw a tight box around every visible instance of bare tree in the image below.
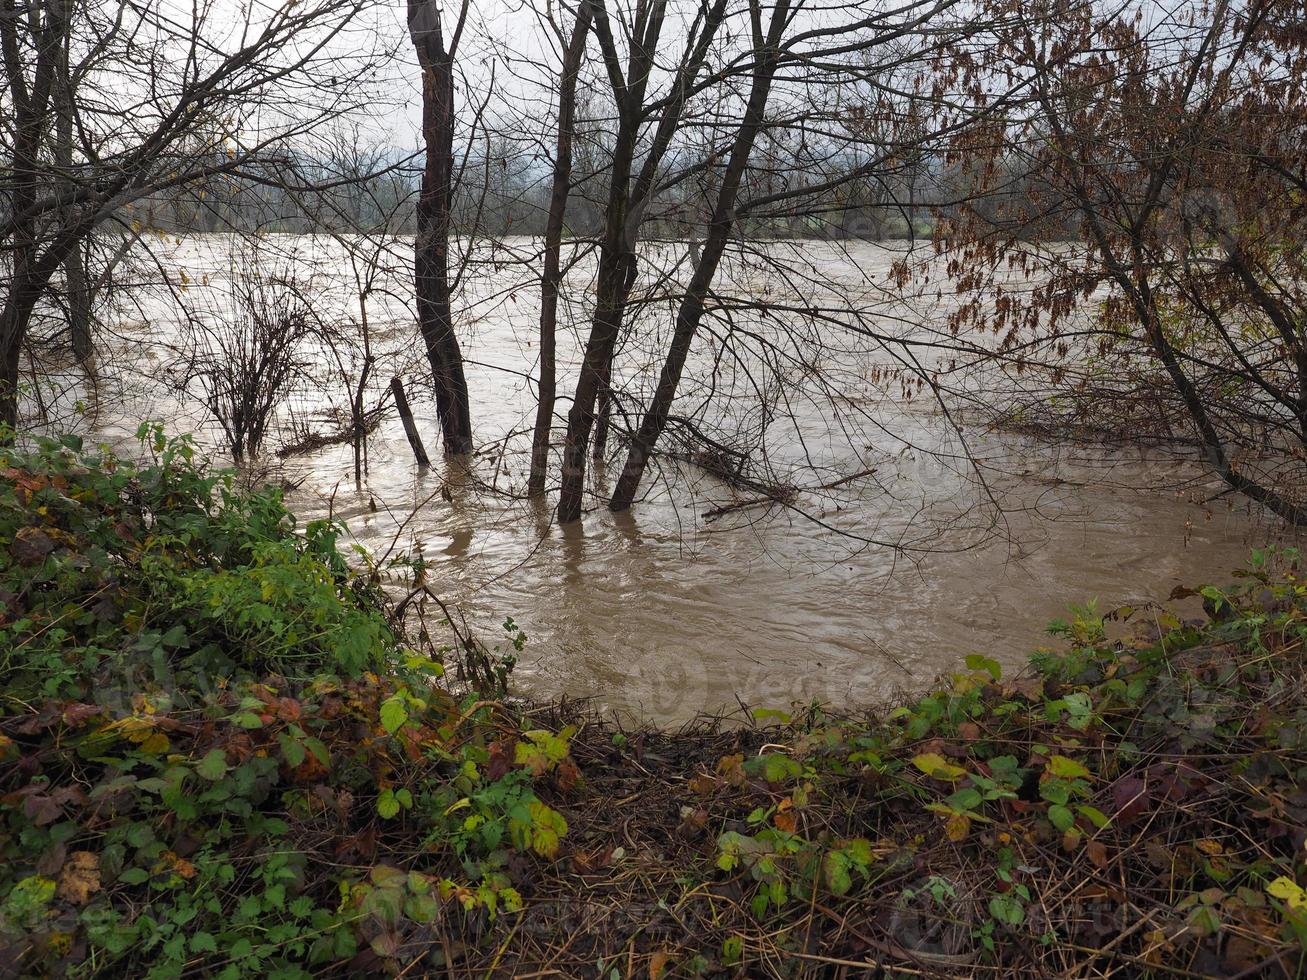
[609,0,792,510]
[555,0,731,522]
[195,259,315,464]
[0,0,387,433]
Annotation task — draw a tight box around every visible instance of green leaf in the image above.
[1048,804,1075,832]
[514,729,572,775]
[528,803,567,858]
[989,893,1025,927]
[825,851,853,895]
[842,838,873,867]
[721,936,743,965]
[946,788,983,812]
[1041,781,1069,805]
[377,789,400,820]
[304,738,330,766]
[278,733,306,768]
[191,932,218,954]
[1077,805,1109,829]
[1188,904,1221,936]
[965,654,1002,681]
[757,753,802,784]
[195,749,229,781]
[379,695,408,735]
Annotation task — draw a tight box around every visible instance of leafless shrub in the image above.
[193,266,316,464]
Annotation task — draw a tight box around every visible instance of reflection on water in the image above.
[82,236,1294,722]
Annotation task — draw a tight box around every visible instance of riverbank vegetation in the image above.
[2,434,1305,977]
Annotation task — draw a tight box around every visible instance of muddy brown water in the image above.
[77,235,1291,722]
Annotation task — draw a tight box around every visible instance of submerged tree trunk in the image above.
[556,204,637,521]
[409,0,473,455]
[556,0,727,522]
[528,5,592,498]
[553,2,647,523]
[610,0,790,511]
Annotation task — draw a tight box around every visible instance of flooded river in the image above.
[79,235,1291,721]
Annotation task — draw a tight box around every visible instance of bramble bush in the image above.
[690,548,1307,974]
[0,427,575,977]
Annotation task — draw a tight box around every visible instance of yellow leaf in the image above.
[944,811,970,842]
[154,850,196,880]
[912,753,966,781]
[1195,838,1223,856]
[649,951,672,979]
[138,732,170,754]
[1268,876,1307,910]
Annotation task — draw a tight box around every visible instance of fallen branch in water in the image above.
[701,467,877,522]
[276,405,385,458]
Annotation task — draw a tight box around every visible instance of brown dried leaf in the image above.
[716,754,746,787]
[1086,840,1109,869]
[649,951,672,979]
[56,851,101,906]
[13,526,55,565]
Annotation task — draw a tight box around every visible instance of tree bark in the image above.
[409,0,474,455]
[527,4,592,498]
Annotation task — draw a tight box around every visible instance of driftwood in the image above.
[390,376,431,468]
[276,406,383,459]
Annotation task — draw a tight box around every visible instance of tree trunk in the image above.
[0,321,21,434]
[55,30,93,365]
[527,5,592,498]
[556,233,634,521]
[65,243,92,364]
[409,0,473,455]
[610,0,789,511]
[591,367,612,464]
[555,0,727,522]
[1,0,71,432]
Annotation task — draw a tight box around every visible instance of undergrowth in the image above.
[0,429,572,978]
[1,429,1306,977]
